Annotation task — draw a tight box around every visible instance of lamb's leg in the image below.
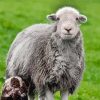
[60,91,68,100]
[45,90,54,100]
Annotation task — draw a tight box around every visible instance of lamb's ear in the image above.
[47,14,58,21]
[78,14,87,23]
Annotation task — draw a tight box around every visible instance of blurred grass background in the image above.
[0,0,100,100]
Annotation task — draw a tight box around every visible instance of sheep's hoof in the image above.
[1,76,28,100]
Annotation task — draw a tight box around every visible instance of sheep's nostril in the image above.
[65,28,72,32]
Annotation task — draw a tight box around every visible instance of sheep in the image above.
[1,76,28,100]
[3,6,87,100]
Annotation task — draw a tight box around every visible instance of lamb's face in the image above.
[47,7,87,40]
[1,76,28,100]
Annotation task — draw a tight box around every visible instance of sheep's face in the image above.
[47,7,87,40]
[56,14,80,40]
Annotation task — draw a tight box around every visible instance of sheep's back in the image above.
[6,23,55,79]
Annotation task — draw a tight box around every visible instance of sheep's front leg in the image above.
[28,95,35,100]
[45,90,54,100]
[38,95,45,100]
[38,90,54,100]
[60,91,69,100]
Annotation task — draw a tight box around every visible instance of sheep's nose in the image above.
[65,28,72,32]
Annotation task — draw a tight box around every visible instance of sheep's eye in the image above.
[76,17,79,21]
[57,17,60,20]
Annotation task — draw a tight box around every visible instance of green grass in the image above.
[0,0,100,99]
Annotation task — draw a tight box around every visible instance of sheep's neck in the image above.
[51,32,81,51]
[49,32,81,71]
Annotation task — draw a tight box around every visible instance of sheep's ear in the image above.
[47,14,58,21]
[78,15,87,23]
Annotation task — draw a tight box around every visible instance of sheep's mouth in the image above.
[64,33,72,36]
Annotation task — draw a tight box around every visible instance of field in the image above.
[0,0,100,100]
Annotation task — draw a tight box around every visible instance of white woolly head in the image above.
[47,6,87,40]
[56,7,80,17]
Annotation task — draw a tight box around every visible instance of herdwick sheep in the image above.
[1,76,28,100]
[2,7,87,100]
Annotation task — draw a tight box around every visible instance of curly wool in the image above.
[6,24,84,95]
[6,7,86,97]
